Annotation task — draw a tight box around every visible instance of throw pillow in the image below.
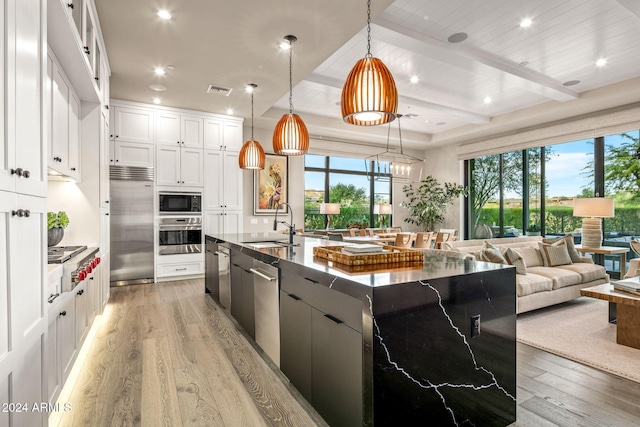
[504,247,527,275]
[543,234,582,263]
[515,247,543,267]
[538,240,573,267]
[481,241,507,264]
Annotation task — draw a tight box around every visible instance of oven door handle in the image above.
[159,225,202,231]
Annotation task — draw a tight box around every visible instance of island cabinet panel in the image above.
[230,251,255,339]
[279,268,363,427]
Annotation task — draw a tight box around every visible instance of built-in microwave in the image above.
[159,192,202,215]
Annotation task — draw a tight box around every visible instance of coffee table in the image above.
[580,283,640,349]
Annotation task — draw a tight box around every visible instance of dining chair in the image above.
[387,226,403,233]
[349,228,365,237]
[327,232,344,241]
[434,232,452,249]
[393,232,414,248]
[366,228,375,237]
[414,232,435,248]
[439,228,458,237]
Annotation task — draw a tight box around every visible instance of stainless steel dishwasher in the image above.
[217,247,231,310]
[251,259,280,367]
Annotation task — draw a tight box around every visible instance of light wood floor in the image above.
[54,279,640,427]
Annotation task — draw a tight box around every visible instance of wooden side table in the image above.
[575,245,629,278]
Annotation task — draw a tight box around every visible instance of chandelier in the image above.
[364,114,424,182]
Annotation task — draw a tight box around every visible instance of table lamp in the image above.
[320,203,340,230]
[376,203,392,228]
[573,197,614,248]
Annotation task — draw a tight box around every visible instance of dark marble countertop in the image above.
[207,232,510,288]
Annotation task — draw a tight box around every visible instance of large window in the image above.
[304,155,392,230]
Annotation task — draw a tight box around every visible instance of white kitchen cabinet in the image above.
[100,253,110,310]
[110,140,154,167]
[204,149,242,210]
[204,209,242,236]
[156,145,203,187]
[157,112,204,148]
[49,52,82,181]
[100,111,110,207]
[113,106,154,144]
[74,280,88,347]
[57,292,77,384]
[203,117,243,151]
[46,296,61,405]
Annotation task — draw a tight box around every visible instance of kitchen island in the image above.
[206,233,516,427]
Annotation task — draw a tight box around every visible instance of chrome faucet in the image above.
[273,202,295,244]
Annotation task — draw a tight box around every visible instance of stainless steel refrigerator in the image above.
[110,166,155,286]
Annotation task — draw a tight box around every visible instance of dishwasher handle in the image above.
[250,268,277,281]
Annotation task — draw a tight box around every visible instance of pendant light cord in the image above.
[251,91,254,140]
[366,0,372,57]
[289,40,294,114]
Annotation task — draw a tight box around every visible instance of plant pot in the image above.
[48,227,64,247]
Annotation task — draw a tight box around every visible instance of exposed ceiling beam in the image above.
[373,17,579,103]
[617,0,640,19]
[304,73,490,125]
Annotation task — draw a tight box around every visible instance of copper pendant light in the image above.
[341,0,398,126]
[239,84,266,170]
[273,35,309,155]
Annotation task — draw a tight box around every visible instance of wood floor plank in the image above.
[514,405,559,427]
[141,337,183,427]
[173,363,226,427]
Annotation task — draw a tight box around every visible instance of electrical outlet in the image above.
[471,314,481,338]
[250,218,258,224]
[263,218,269,224]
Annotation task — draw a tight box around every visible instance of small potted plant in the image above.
[526,223,541,236]
[47,211,69,247]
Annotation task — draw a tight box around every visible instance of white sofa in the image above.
[443,236,610,314]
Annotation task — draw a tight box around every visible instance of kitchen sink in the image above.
[241,240,300,248]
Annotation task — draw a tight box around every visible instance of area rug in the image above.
[517,297,640,383]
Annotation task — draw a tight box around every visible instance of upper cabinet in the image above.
[156,112,203,148]
[48,0,110,104]
[203,118,243,152]
[113,106,154,144]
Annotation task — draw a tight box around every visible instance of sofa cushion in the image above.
[514,246,543,267]
[543,234,582,263]
[527,266,582,289]
[478,241,507,264]
[538,240,573,267]
[556,263,608,283]
[504,247,526,274]
[516,273,553,296]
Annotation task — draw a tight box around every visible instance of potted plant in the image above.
[400,175,468,231]
[526,223,541,236]
[47,211,69,247]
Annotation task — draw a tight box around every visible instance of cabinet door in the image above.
[203,150,223,209]
[114,107,154,144]
[312,308,363,427]
[203,118,223,149]
[100,113,110,207]
[52,64,70,171]
[223,121,243,152]
[204,210,223,236]
[280,289,312,400]
[181,148,203,187]
[86,271,96,326]
[223,210,242,234]
[222,151,242,209]
[101,253,110,311]
[68,90,81,179]
[241,268,255,339]
[58,293,77,383]
[156,111,180,146]
[181,115,203,147]
[114,141,154,167]
[47,300,60,404]
[156,145,181,186]
[74,280,88,346]
[230,263,243,324]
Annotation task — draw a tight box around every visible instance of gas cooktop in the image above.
[47,245,87,264]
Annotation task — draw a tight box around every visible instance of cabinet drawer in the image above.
[281,270,363,333]
[157,262,204,277]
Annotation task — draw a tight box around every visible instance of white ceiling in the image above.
[95,0,640,150]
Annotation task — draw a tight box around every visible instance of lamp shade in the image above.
[341,57,398,126]
[573,198,615,217]
[378,204,393,215]
[273,113,309,155]
[238,139,265,170]
[319,203,340,215]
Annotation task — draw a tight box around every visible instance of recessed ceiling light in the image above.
[154,67,165,76]
[563,80,581,87]
[153,98,162,104]
[166,65,175,70]
[484,96,492,104]
[410,75,419,84]
[596,58,607,67]
[226,108,234,115]
[157,10,171,20]
[520,18,533,28]
[424,120,430,124]
[149,84,167,91]
[447,32,468,43]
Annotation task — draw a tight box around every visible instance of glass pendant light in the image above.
[341,0,398,126]
[273,35,309,155]
[238,84,266,170]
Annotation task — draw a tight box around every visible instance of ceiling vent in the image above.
[207,85,232,96]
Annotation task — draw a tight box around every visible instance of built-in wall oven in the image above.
[158,217,202,255]
[159,191,202,215]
